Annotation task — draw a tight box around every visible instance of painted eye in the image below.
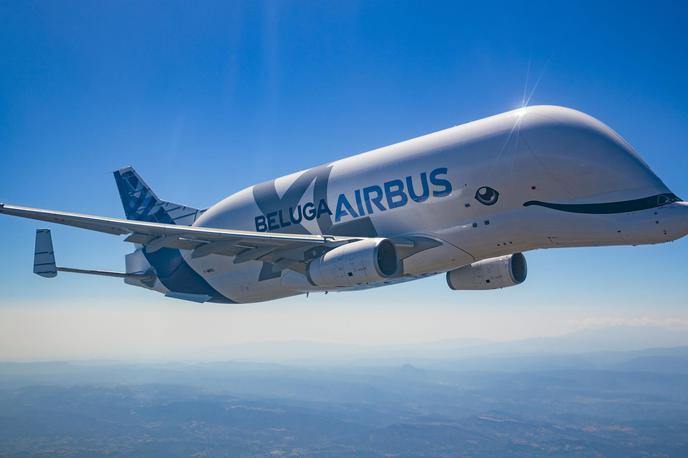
[475,186,499,206]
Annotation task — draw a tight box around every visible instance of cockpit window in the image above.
[524,193,682,214]
[658,194,681,205]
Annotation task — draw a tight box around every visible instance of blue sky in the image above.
[1,1,687,359]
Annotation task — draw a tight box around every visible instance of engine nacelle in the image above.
[446,253,527,290]
[307,238,399,288]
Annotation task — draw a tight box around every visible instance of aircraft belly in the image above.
[401,239,474,274]
[182,253,296,303]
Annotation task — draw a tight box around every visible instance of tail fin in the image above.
[113,167,204,226]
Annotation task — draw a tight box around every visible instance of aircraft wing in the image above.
[0,203,360,267]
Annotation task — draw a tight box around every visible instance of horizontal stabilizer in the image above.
[32,229,154,281]
[56,267,155,280]
[34,229,57,278]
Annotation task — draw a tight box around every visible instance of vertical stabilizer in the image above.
[113,167,224,302]
[113,167,204,225]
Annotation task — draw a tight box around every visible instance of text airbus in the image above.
[254,167,452,232]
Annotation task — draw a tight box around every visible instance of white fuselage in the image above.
[138,106,687,303]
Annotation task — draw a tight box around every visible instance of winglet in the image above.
[34,229,57,278]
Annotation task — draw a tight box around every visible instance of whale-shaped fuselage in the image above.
[182,106,687,302]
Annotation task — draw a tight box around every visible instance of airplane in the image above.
[1,105,686,304]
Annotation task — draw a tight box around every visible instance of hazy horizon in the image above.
[2,304,687,362]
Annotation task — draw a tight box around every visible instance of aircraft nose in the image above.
[520,107,671,202]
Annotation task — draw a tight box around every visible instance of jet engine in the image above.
[446,253,527,290]
[307,238,399,288]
